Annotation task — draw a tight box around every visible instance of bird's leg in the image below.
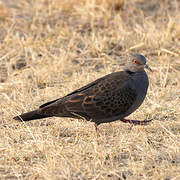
[120,118,153,125]
[94,123,100,135]
[128,123,134,131]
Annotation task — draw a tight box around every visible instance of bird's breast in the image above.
[131,71,149,95]
[121,71,149,118]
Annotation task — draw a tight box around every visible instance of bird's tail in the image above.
[13,110,51,121]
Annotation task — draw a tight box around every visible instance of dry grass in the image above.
[0,0,180,179]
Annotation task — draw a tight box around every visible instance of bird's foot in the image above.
[120,118,153,125]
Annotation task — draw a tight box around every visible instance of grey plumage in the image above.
[14,54,152,128]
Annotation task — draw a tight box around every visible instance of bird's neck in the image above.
[125,69,135,75]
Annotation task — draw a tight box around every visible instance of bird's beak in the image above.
[144,64,153,72]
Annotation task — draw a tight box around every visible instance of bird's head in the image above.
[126,54,152,73]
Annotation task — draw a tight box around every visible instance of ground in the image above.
[0,0,180,179]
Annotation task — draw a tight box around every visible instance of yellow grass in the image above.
[0,0,180,179]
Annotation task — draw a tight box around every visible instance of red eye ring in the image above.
[133,59,139,64]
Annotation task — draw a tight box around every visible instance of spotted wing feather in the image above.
[40,72,135,122]
[38,71,137,124]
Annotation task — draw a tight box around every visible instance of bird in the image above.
[13,54,152,132]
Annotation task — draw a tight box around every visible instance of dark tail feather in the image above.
[13,110,51,121]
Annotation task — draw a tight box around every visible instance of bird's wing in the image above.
[39,71,137,121]
[64,71,137,120]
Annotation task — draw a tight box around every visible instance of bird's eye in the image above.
[133,59,139,64]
